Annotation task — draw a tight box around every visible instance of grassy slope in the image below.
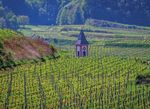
[0,23,149,108]
[0,29,56,69]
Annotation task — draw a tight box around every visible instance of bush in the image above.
[136,74,150,85]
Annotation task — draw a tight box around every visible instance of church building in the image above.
[76,30,89,57]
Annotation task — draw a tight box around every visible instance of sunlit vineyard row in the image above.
[0,46,150,109]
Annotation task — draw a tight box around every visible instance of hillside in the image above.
[1,0,150,26]
[0,29,56,69]
[0,24,150,108]
[0,47,149,109]
[85,19,149,29]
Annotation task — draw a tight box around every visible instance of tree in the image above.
[17,15,29,26]
[5,12,18,29]
[0,17,6,28]
[0,7,5,17]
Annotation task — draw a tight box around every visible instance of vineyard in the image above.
[0,46,150,109]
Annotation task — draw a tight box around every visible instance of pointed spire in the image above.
[76,30,89,45]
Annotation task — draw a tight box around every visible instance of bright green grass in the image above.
[0,46,150,109]
[0,54,149,109]
[0,29,19,41]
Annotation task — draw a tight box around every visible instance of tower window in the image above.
[83,51,86,56]
[78,51,80,56]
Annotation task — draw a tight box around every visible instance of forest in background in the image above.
[1,0,150,29]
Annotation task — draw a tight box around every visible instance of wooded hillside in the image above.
[1,0,150,26]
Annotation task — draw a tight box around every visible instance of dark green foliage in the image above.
[0,2,18,29]
[1,0,150,26]
[0,50,15,69]
[57,0,150,25]
[85,19,139,29]
[0,42,3,48]
[105,43,150,48]
[136,74,150,85]
[22,0,59,25]
[40,57,46,62]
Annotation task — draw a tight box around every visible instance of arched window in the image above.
[83,51,86,56]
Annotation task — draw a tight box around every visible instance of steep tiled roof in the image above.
[76,30,89,45]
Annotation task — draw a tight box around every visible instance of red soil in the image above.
[3,37,55,60]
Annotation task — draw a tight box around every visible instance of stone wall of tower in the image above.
[76,45,88,57]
